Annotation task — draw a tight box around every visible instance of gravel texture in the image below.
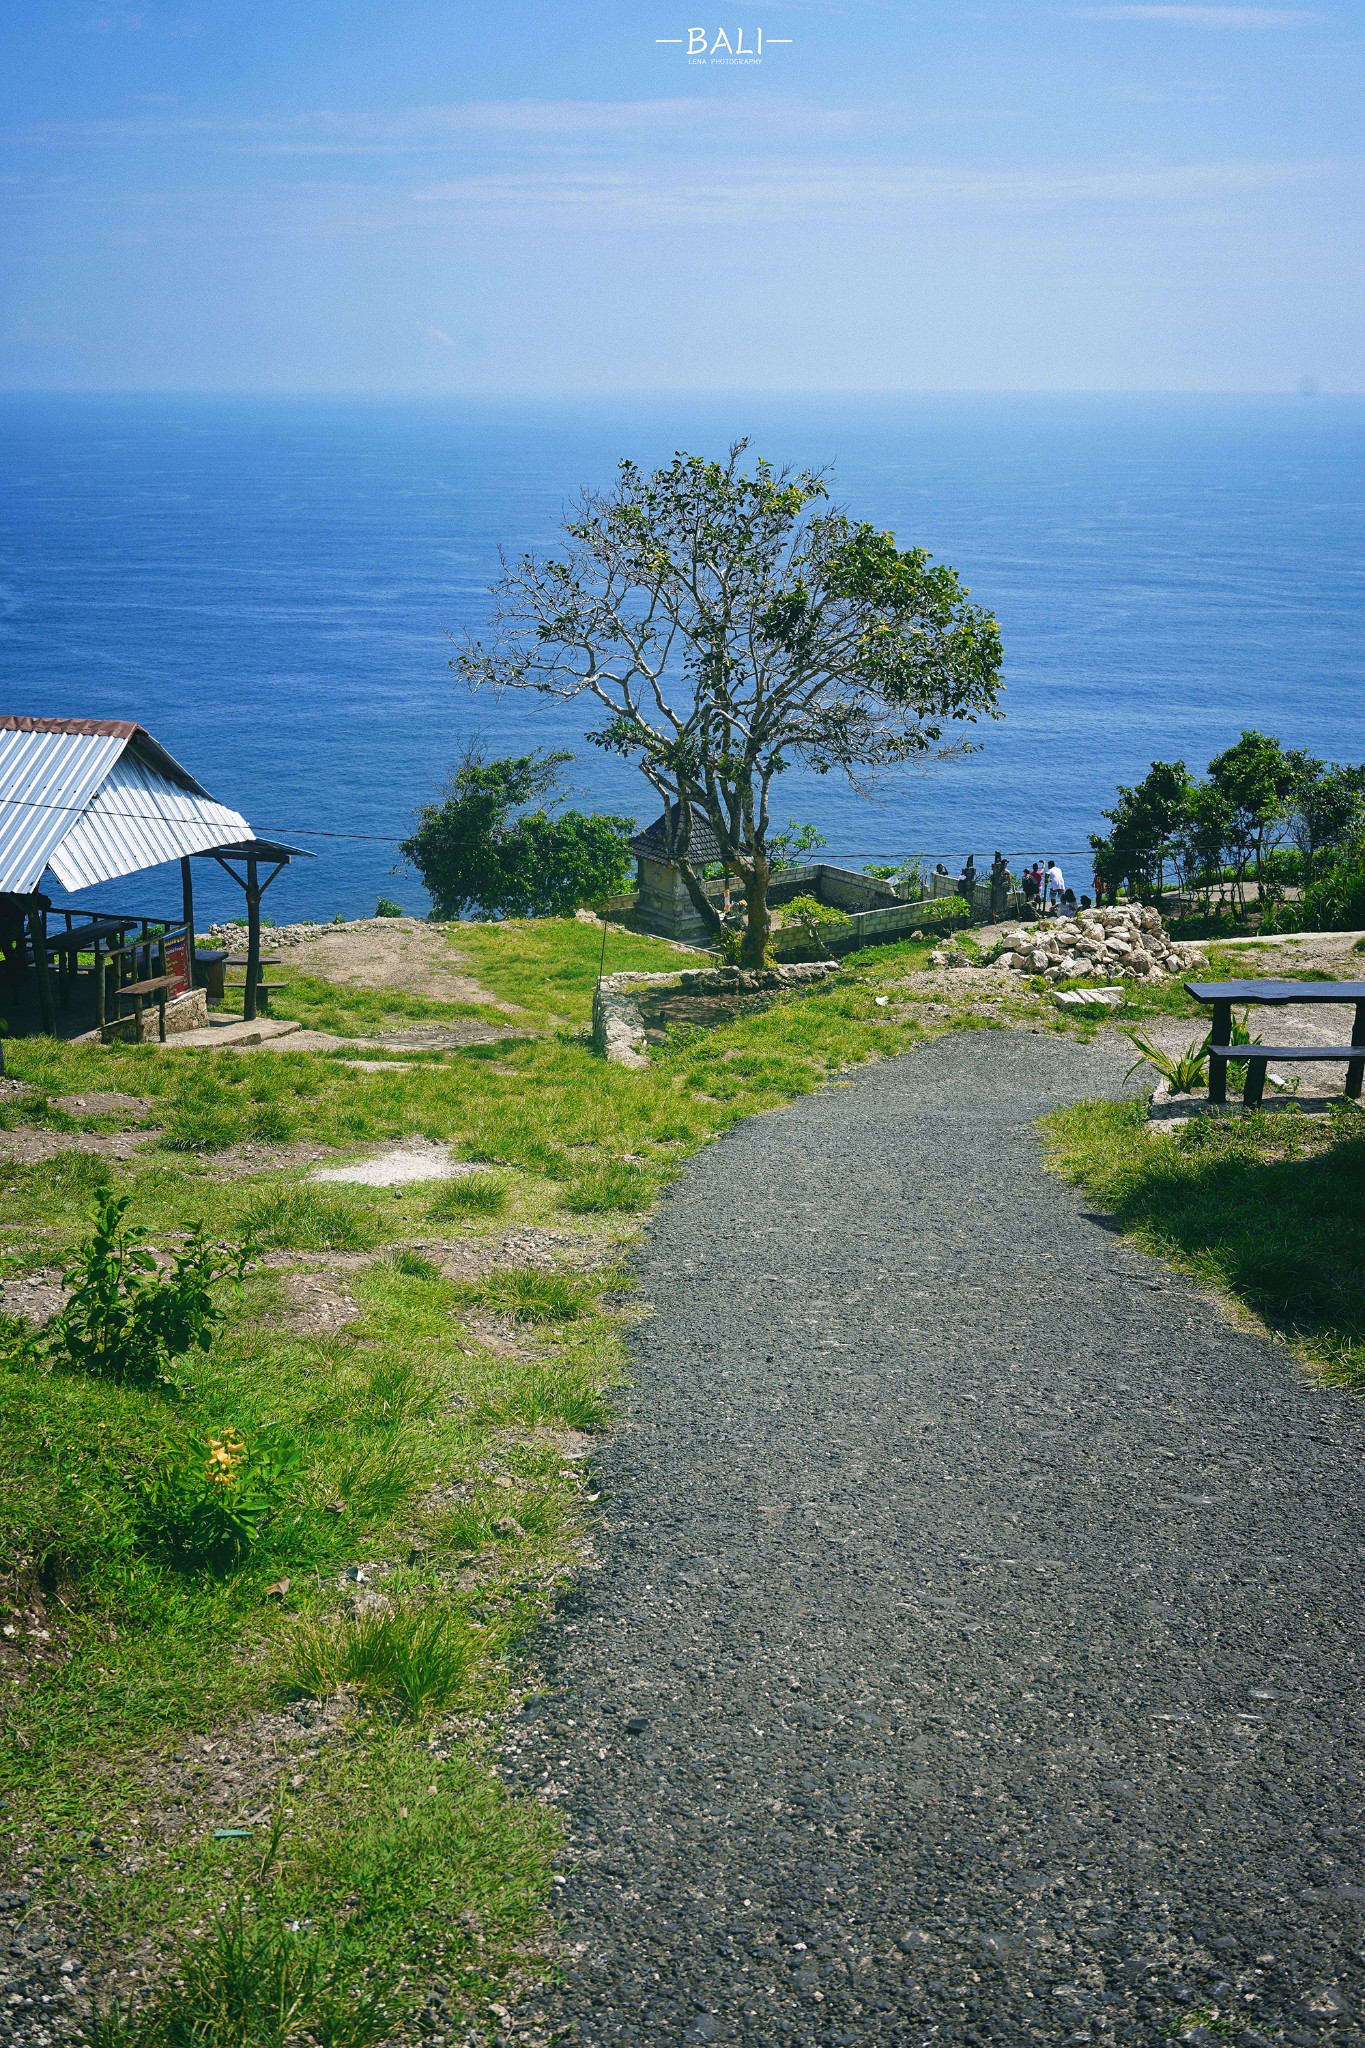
[510,1029,1364,2048]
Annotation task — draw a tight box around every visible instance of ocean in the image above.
[1,392,1362,927]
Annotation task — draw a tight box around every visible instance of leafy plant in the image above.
[1123,1030,1209,1094]
[140,1426,302,1573]
[374,896,405,918]
[768,819,828,870]
[1124,1012,1260,1094]
[287,1606,476,1720]
[48,1192,236,1389]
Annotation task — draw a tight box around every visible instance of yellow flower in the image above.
[204,1432,246,1487]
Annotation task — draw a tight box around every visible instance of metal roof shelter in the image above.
[0,716,252,893]
[0,717,309,1032]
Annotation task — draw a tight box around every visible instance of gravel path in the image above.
[510,1030,1364,2048]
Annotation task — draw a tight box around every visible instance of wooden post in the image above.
[244,856,261,1024]
[1348,1000,1365,1102]
[1207,997,1232,1105]
[27,899,54,1036]
[181,856,195,948]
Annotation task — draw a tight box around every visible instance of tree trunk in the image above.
[739,856,771,967]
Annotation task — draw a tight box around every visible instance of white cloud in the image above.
[5,97,1022,155]
[406,153,1334,227]
[1075,5,1326,23]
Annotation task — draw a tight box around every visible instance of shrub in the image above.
[48,1192,235,1389]
[374,896,405,918]
[287,1606,476,1720]
[239,1185,379,1252]
[399,748,634,919]
[140,1426,302,1574]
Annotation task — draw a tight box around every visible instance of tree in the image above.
[400,749,634,920]
[1289,758,1365,881]
[455,444,1003,965]
[1090,759,1192,903]
[1206,729,1300,912]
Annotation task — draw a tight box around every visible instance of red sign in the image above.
[163,934,191,998]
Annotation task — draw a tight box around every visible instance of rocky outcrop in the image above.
[975,905,1205,986]
[592,962,839,1066]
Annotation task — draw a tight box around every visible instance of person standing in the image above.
[1045,858,1065,912]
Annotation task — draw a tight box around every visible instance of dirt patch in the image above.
[0,1127,160,1164]
[50,1093,155,1120]
[255,1229,615,1283]
[197,1139,342,1180]
[1212,929,1365,977]
[287,920,515,1010]
[311,1138,481,1186]
[281,1270,362,1334]
[266,1022,511,1056]
[0,1265,68,1324]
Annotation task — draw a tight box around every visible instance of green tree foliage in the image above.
[1091,731,1365,927]
[455,442,1002,966]
[1091,759,1193,901]
[400,749,634,920]
[1206,729,1303,911]
[1291,760,1365,880]
[768,819,828,870]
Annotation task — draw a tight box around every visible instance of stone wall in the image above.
[592,963,838,1067]
[103,986,209,1044]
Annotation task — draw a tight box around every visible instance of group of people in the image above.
[934,853,1107,917]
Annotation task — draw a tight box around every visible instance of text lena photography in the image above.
[0,5,1362,2046]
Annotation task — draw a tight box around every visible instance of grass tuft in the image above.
[84,1899,396,2048]
[561,1160,656,1213]
[239,1184,380,1251]
[424,1172,511,1220]
[287,1606,478,1720]
[466,1267,593,1323]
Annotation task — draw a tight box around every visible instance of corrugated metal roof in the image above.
[0,719,253,895]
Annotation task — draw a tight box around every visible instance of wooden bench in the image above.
[224,953,284,1016]
[1187,979,1365,1106]
[224,978,286,1016]
[110,973,176,1044]
[1209,1043,1365,1108]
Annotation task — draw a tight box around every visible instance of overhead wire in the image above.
[0,786,1100,862]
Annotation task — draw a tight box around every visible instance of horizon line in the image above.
[0,383,1358,401]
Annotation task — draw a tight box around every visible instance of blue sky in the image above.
[2,1,1361,390]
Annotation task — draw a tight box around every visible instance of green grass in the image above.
[259,969,499,1038]
[454,915,696,1026]
[0,911,1010,2037]
[1043,1095,1365,1388]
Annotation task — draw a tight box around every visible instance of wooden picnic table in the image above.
[1185,978,1365,1106]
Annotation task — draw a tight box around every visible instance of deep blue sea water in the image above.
[1,393,1362,926]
